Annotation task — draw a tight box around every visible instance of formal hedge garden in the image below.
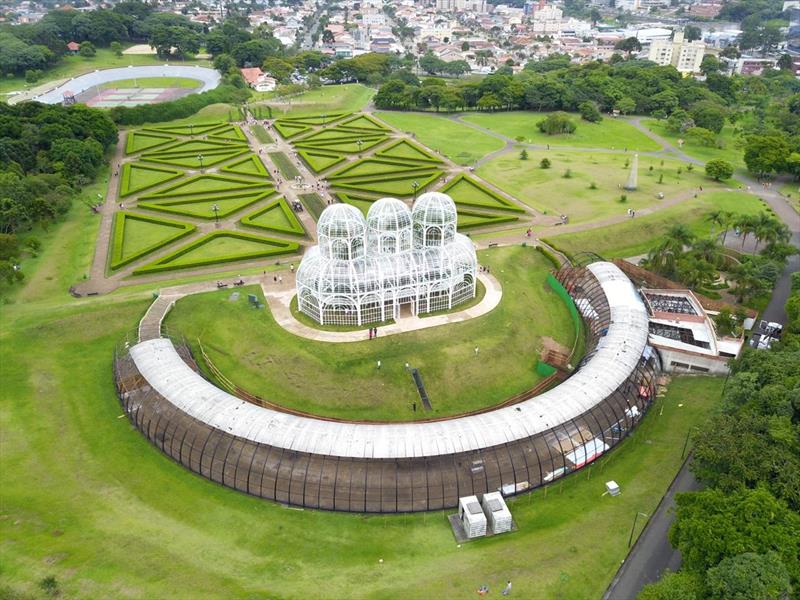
[297,149,346,173]
[118,163,183,198]
[439,174,525,213]
[138,190,276,219]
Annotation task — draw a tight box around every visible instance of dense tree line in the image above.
[0,103,117,284]
[374,55,800,180]
[639,280,800,600]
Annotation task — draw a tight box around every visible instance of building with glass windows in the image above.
[296,193,478,326]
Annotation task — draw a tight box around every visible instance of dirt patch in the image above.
[541,336,569,357]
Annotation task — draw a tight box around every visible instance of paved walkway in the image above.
[262,272,502,343]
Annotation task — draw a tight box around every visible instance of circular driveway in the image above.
[33,65,221,104]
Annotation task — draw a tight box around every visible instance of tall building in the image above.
[648,31,705,74]
[437,0,487,13]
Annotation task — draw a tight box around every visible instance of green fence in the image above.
[546,272,583,361]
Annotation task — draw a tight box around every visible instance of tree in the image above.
[666,109,694,133]
[700,54,720,75]
[638,571,704,600]
[540,158,551,169]
[706,553,792,600]
[720,45,741,59]
[110,41,123,57]
[615,97,636,115]
[79,41,96,58]
[777,53,793,71]
[520,149,528,160]
[322,29,335,45]
[744,135,790,177]
[461,41,469,51]
[670,487,800,581]
[706,160,734,181]
[537,112,576,135]
[578,100,602,122]
[684,25,702,42]
[614,37,642,57]
[690,101,727,133]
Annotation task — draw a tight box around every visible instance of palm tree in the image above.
[645,224,695,277]
[754,215,790,252]
[735,214,758,249]
[677,255,717,291]
[692,238,722,267]
[731,262,769,303]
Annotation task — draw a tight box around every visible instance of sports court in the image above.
[81,86,194,108]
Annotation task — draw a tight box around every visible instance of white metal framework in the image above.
[296,194,478,325]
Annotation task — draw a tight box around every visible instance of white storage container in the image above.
[481,492,513,534]
[458,495,487,538]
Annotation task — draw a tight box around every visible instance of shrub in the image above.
[705,159,734,181]
[589,181,597,190]
[578,101,602,123]
[520,149,529,160]
[540,158,551,169]
[537,112,576,135]
[658,173,664,184]
[619,194,628,203]
[562,169,572,179]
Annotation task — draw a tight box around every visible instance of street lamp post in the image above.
[627,512,648,548]
[211,203,220,224]
[189,123,194,136]
[412,180,420,200]
[197,154,204,172]
[322,113,327,125]
[356,139,363,154]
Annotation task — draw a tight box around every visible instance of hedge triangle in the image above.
[143,122,226,136]
[142,174,271,198]
[221,154,270,178]
[139,190,275,219]
[240,197,305,236]
[439,174,525,213]
[133,231,300,274]
[273,121,312,139]
[298,150,346,173]
[125,131,176,155]
[119,163,183,197]
[376,139,442,164]
[110,212,195,270]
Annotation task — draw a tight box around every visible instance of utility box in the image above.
[458,495,487,538]
[481,491,513,534]
[606,481,620,496]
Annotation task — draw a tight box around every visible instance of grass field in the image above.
[269,151,301,179]
[0,47,209,97]
[545,191,769,259]
[641,119,746,170]
[259,83,375,116]
[167,246,575,421]
[375,112,505,165]
[478,150,728,224]
[0,291,724,599]
[462,112,662,152]
[100,77,202,90]
[251,124,273,144]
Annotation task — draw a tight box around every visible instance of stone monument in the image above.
[624,154,639,191]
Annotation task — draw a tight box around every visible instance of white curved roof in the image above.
[129,262,649,459]
[412,192,457,227]
[33,65,221,104]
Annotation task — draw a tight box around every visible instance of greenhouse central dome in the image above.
[296,193,478,326]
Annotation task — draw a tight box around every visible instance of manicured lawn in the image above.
[269,151,301,179]
[100,77,202,89]
[259,83,375,116]
[120,216,187,258]
[0,47,209,97]
[641,119,746,170]
[299,192,326,219]
[167,246,576,421]
[462,112,662,152]
[251,124,273,144]
[478,150,729,224]
[545,191,769,259]
[0,290,724,599]
[375,111,505,165]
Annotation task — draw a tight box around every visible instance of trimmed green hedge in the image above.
[125,131,176,155]
[298,150,346,173]
[273,121,312,139]
[220,154,271,178]
[334,170,442,197]
[138,190,275,219]
[240,197,306,236]
[376,139,443,164]
[132,230,300,275]
[337,114,391,131]
[440,174,525,213]
[277,113,351,126]
[457,209,519,230]
[118,163,183,198]
[109,211,196,270]
[142,174,270,199]
[327,157,441,180]
[535,245,562,269]
[143,122,227,136]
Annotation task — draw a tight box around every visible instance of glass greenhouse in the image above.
[296,193,478,325]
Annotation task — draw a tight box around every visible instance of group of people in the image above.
[477,581,512,596]
[368,327,379,340]
[626,208,637,218]
[479,265,491,274]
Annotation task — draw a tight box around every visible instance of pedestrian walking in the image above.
[278,275,283,284]
[377,360,381,370]
[474,346,479,356]
[273,275,277,282]
[290,264,295,273]
[369,329,373,340]
[502,581,512,596]
[373,327,378,338]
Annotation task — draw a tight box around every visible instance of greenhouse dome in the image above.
[296,193,477,326]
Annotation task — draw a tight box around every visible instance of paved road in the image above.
[603,457,701,600]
